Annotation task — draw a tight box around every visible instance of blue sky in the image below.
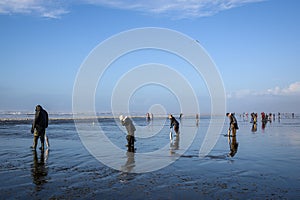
[0,0,299,114]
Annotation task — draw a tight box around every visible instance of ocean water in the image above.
[0,113,300,199]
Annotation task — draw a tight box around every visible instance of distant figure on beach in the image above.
[226,113,238,137]
[269,113,273,123]
[261,112,267,123]
[146,113,151,122]
[250,112,257,124]
[196,113,199,127]
[250,112,257,133]
[243,112,248,121]
[119,115,136,152]
[179,113,183,120]
[31,105,48,151]
[261,112,265,121]
[169,114,179,135]
[261,112,268,130]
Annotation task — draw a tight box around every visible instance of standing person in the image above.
[119,115,136,152]
[269,113,273,122]
[146,113,151,122]
[179,113,183,120]
[146,113,151,123]
[250,112,257,124]
[169,114,179,139]
[31,105,48,151]
[226,113,238,137]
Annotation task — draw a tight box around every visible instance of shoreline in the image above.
[0,116,299,198]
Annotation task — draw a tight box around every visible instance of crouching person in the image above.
[226,112,238,137]
[119,115,136,152]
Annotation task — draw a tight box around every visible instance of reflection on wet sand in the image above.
[121,151,135,173]
[205,133,239,160]
[251,123,257,133]
[228,135,239,157]
[31,149,49,190]
[170,133,180,155]
[119,151,136,182]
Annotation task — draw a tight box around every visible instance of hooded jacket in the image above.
[31,105,48,133]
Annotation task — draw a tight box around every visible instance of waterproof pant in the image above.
[126,135,135,152]
[33,129,45,150]
[229,124,237,137]
[174,125,179,134]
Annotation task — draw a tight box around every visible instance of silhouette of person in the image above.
[269,113,273,123]
[169,114,179,141]
[119,115,136,152]
[251,112,257,133]
[31,105,49,151]
[169,114,179,134]
[226,113,238,137]
[179,113,183,120]
[146,113,151,122]
[261,112,267,131]
[250,112,257,124]
[196,113,199,127]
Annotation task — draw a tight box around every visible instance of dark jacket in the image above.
[229,114,238,130]
[31,105,48,133]
[170,117,179,129]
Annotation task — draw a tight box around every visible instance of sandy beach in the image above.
[0,114,300,199]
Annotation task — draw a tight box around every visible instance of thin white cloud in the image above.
[0,0,264,19]
[228,81,300,99]
[0,0,68,18]
[41,8,68,19]
[85,0,265,18]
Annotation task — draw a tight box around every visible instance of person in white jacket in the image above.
[119,115,136,152]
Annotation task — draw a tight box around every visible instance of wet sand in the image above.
[0,116,300,199]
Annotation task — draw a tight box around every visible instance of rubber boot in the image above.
[39,143,45,151]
